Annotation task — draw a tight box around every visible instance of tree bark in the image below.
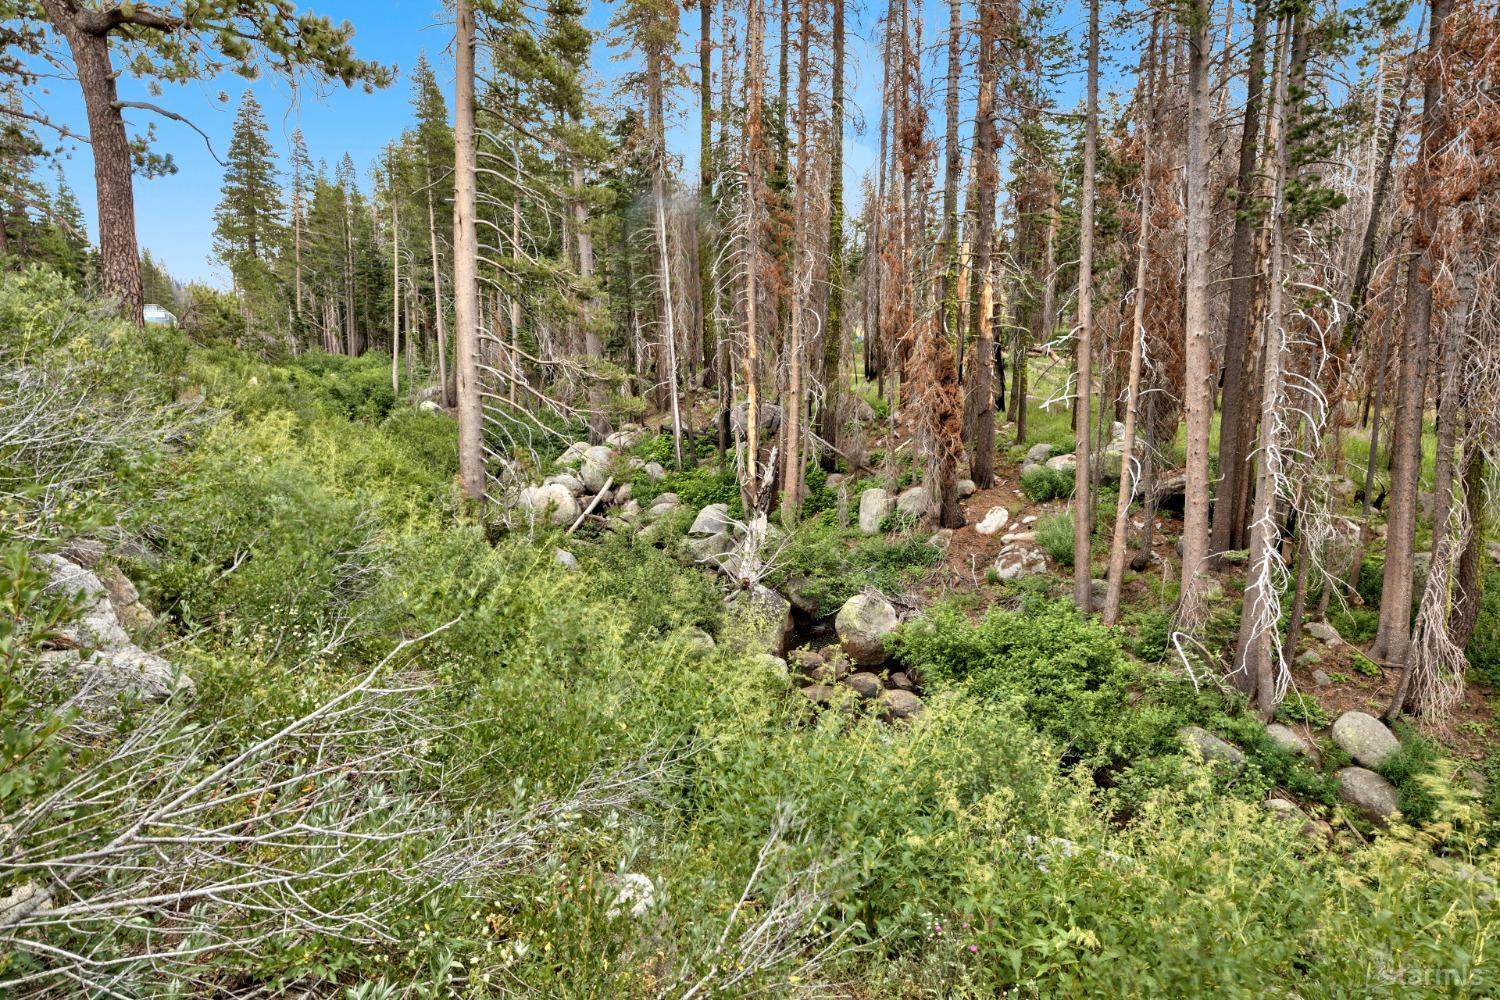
[1178,0,1215,625]
[1373,0,1450,667]
[453,0,485,501]
[40,0,144,323]
[968,0,1000,489]
[1210,1,1267,557]
[1073,0,1099,608]
[818,0,846,468]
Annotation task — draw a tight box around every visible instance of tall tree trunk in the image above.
[1451,433,1486,649]
[425,168,450,408]
[1236,13,1292,717]
[1373,0,1450,667]
[780,0,814,522]
[649,49,685,469]
[818,0,846,468]
[969,0,1000,489]
[1073,0,1099,608]
[453,0,485,501]
[1104,13,1159,628]
[1211,1,1267,558]
[40,1,143,322]
[391,180,401,398]
[574,161,610,444]
[1178,0,1215,625]
[741,0,766,515]
[698,0,717,389]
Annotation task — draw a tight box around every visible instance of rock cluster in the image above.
[38,552,192,705]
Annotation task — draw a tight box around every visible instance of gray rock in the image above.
[1331,711,1400,768]
[1025,442,1055,464]
[556,441,590,468]
[993,544,1047,581]
[1305,621,1341,644]
[554,548,579,571]
[543,472,586,496]
[418,399,443,414]
[518,483,579,527]
[580,445,615,493]
[880,689,924,719]
[956,478,978,499]
[615,483,633,504]
[844,672,883,700]
[751,653,789,678]
[926,529,954,552]
[835,592,899,665]
[1338,767,1400,823]
[1312,669,1333,687]
[800,684,837,706]
[676,627,716,655]
[1296,647,1322,667]
[690,503,734,537]
[825,473,846,491]
[61,538,107,568]
[975,506,1011,536]
[858,488,894,535]
[890,671,915,691]
[896,486,929,519]
[618,499,642,522]
[1265,723,1317,759]
[1045,453,1077,475]
[643,462,667,482]
[725,585,793,657]
[1178,726,1245,771]
[687,531,736,566]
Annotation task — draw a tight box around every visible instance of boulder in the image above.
[880,689,924,720]
[926,528,954,551]
[618,499,642,522]
[676,627,716,655]
[1045,453,1077,475]
[835,592,900,665]
[844,672,883,700]
[518,483,579,527]
[418,399,443,414]
[605,426,647,450]
[890,671,915,691]
[1338,766,1400,823]
[615,483,633,504]
[543,472,586,496]
[974,506,1011,536]
[643,462,667,482]
[1305,621,1341,644]
[1312,669,1333,687]
[790,649,825,678]
[61,538,107,569]
[690,503,734,537]
[730,401,784,438]
[1331,711,1400,768]
[1265,722,1317,759]
[858,488,894,535]
[725,585,793,657]
[751,653,789,678]
[38,554,192,703]
[956,478,978,499]
[687,531,736,566]
[1025,442,1054,465]
[1178,726,1245,772]
[993,544,1047,581]
[1295,648,1322,667]
[896,486,929,520]
[825,473,847,492]
[800,684,837,707]
[554,548,579,571]
[580,445,615,493]
[556,441,590,468]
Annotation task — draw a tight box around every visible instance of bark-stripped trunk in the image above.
[1373,0,1450,667]
[1210,1,1267,557]
[818,0,846,467]
[969,2,1000,489]
[453,0,485,501]
[1178,0,1215,625]
[425,168,450,408]
[1073,0,1099,608]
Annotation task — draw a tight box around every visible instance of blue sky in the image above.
[31,0,1102,287]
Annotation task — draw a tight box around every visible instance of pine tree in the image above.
[213,93,283,287]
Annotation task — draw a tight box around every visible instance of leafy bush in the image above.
[770,521,942,616]
[1121,607,1173,662]
[1020,465,1071,502]
[1035,512,1075,566]
[894,601,1179,761]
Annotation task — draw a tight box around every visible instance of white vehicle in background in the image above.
[143,304,177,327]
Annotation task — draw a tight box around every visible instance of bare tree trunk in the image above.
[1373,0,1450,667]
[1451,433,1486,648]
[574,161,610,443]
[649,49,686,469]
[391,177,401,398]
[40,0,144,322]
[1210,1,1267,558]
[779,0,814,522]
[818,0,846,467]
[425,167,450,408]
[1178,0,1215,626]
[969,0,1000,489]
[1073,0,1099,608]
[1104,14,1158,628]
[1346,290,1397,593]
[741,0,766,515]
[453,0,485,501]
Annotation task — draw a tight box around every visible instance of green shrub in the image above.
[1277,691,1332,728]
[1020,465,1070,502]
[1121,607,1173,662]
[1035,512,1075,566]
[769,521,942,616]
[894,601,1178,761]
[1468,567,1500,689]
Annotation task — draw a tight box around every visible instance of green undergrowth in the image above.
[2,269,1497,997]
